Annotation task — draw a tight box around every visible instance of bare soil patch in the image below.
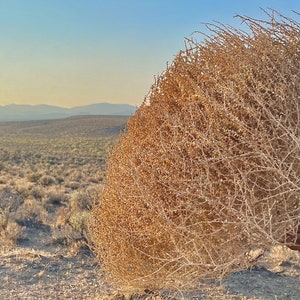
[0,222,111,300]
[1,232,299,299]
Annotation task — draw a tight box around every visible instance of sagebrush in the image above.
[89,10,300,290]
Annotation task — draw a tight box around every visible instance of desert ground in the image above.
[0,116,299,299]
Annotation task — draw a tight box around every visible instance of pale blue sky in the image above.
[0,1,299,107]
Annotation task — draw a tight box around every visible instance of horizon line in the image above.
[0,102,138,109]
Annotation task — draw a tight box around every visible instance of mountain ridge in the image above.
[0,103,137,121]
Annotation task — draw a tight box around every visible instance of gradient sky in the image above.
[0,1,299,107]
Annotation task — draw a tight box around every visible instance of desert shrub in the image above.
[70,188,99,211]
[0,176,7,184]
[15,183,31,198]
[30,186,44,200]
[54,206,70,228]
[67,188,100,238]
[14,197,47,225]
[56,176,64,184]
[69,170,82,182]
[43,191,67,214]
[65,181,81,190]
[26,172,42,183]
[68,211,90,235]
[0,187,24,213]
[89,11,300,290]
[0,208,24,246]
[45,191,66,206]
[39,175,56,186]
[0,208,9,231]
[51,223,82,246]
[0,220,24,246]
[52,205,90,253]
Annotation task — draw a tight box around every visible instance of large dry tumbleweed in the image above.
[89,10,300,290]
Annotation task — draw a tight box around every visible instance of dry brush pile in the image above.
[89,11,300,291]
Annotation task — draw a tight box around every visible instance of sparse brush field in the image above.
[0,116,127,299]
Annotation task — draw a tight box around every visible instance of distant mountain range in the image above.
[0,103,137,121]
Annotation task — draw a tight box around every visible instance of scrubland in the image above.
[0,116,126,299]
[2,10,300,299]
[0,115,299,299]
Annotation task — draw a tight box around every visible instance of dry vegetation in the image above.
[0,116,128,248]
[1,11,300,300]
[89,10,300,292]
[0,116,129,298]
[0,117,127,254]
[0,114,299,299]
[0,116,132,299]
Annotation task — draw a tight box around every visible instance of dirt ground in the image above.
[0,222,299,300]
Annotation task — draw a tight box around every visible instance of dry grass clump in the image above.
[0,220,24,246]
[52,188,100,249]
[0,208,9,230]
[89,11,300,290]
[39,175,56,187]
[14,197,48,225]
[0,208,24,246]
[67,188,100,237]
[26,172,42,183]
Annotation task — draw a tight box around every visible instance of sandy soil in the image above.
[0,222,111,299]
[0,223,299,300]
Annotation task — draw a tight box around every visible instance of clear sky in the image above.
[0,0,299,107]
